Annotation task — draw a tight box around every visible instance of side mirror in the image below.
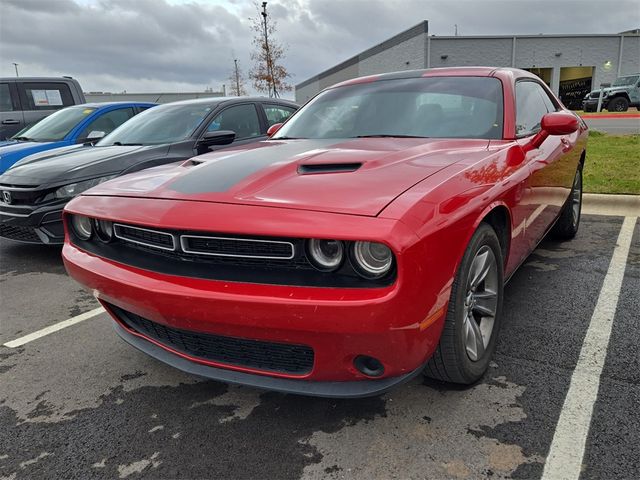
[198,130,236,147]
[526,112,579,151]
[87,130,106,140]
[267,123,283,137]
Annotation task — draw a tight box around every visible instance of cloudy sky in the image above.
[1,0,638,97]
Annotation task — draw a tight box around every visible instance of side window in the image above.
[0,84,15,112]
[538,88,558,113]
[263,104,296,127]
[78,108,135,139]
[515,81,550,136]
[20,83,74,110]
[206,104,261,139]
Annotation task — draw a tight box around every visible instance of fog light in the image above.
[71,215,93,240]
[354,355,385,377]
[307,239,344,271]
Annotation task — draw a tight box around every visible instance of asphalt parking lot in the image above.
[583,116,640,134]
[0,213,638,480]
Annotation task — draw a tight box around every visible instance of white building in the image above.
[295,21,640,109]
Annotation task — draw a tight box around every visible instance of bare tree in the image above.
[229,59,248,96]
[249,2,291,97]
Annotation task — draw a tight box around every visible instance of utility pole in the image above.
[12,63,19,77]
[234,59,241,96]
[261,2,277,97]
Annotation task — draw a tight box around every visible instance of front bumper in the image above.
[112,319,425,398]
[62,239,447,396]
[582,98,607,111]
[0,203,66,244]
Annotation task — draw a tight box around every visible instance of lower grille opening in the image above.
[108,303,314,375]
[0,224,41,243]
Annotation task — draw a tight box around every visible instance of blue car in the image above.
[0,102,156,173]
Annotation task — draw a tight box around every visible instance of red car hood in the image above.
[85,138,490,217]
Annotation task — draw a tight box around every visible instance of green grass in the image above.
[584,132,640,194]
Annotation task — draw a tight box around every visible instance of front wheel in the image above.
[424,223,504,384]
[551,165,582,240]
[607,97,629,112]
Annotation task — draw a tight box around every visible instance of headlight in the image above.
[351,241,393,278]
[55,175,117,199]
[70,215,93,240]
[94,219,114,242]
[307,239,344,271]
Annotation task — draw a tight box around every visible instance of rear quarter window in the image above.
[19,82,74,111]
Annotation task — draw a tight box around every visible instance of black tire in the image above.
[424,223,504,384]
[607,97,629,112]
[551,165,583,240]
[583,104,596,113]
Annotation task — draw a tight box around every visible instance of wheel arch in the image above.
[478,205,511,270]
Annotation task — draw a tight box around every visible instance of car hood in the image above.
[84,138,491,217]
[1,145,168,185]
[0,140,65,173]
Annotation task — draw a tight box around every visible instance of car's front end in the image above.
[0,173,116,244]
[63,193,447,397]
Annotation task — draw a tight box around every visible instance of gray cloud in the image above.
[1,0,638,96]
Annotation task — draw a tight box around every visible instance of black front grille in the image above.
[0,224,41,243]
[114,224,175,249]
[109,304,314,375]
[182,235,294,259]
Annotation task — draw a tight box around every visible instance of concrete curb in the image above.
[583,193,640,216]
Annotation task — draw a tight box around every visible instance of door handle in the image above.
[560,137,572,152]
[1,119,20,125]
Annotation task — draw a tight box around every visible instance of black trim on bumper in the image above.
[0,205,64,244]
[112,320,424,398]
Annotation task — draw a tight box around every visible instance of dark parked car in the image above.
[0,97,298,244]
[1,77,86,140]
[0,102,156,173]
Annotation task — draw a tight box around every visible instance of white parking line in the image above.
[542,216,637,480]
[3,307,105,348]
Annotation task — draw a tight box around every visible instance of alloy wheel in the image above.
[462,245,499,361]
[571,170,582,229]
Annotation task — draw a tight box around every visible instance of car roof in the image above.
[0,76,80,82]
[159,96,298,108]
[71,101,157,108]
[331,67,539,89]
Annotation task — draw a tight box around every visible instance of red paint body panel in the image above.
[62,67,588,391]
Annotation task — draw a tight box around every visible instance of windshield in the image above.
[274,76,504,140]
[98,103,214,146]
[13,106,96,142]
[612,75,639,87]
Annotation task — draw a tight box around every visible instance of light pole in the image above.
[12,63,19,77]
[234,59,241,96]
[261,2,277,98]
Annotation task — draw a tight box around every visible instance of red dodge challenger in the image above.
[62,68,587,397]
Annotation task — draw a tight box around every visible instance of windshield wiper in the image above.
[112,142,143,146]
[272,136,305,140]
[353,134,428,138]
[13,136,32,142]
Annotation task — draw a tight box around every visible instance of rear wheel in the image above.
[424,223,504,384]
[551,165,582,240]
[607,97,629,112]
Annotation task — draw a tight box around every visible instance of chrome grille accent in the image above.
[180,235,295,260]
[113,224,176,251]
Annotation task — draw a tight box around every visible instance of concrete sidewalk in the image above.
[583,193,640,216]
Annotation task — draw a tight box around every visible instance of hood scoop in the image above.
[297,162,362,175]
